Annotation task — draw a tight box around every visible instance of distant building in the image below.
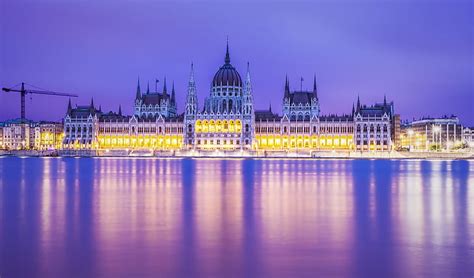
[462,127,474,148]
[400,116,463,151]
[34,122,64,150]
[0,119,62,150]
[1,119,35,150]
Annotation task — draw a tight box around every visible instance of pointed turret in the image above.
[352,103,355,115]
[185,62,198,117]
[189,62,195,85]
[313,75,318,100]
[284,75,290,98]
[118,105,122,116]
[90,98,94,109]
[269,102,272,113]
[357,95,361,111]
[67,98,72,115]
[244,62,252,94]
[171,81,176,104]
[163,76,167,97]
[135,77,141,100]
[225,37,230,64]
[147,81,150,94]
[384,94,387,106]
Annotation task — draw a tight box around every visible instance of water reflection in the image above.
[0,157,472,277]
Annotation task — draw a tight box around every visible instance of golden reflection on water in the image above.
[0,158,472,277]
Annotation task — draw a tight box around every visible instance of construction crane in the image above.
[2,82,78,121]
[2,82,78,147]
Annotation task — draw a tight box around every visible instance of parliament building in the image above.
[62,43,397,155]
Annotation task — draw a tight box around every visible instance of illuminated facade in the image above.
[60,42,397,154]
[184,43,254,151]
[134,77,177,119]
[0,119,63,150]
[400,116,463,151]
[354,96,394,151]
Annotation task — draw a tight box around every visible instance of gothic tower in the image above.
[242,62,255,147]
[184,63,198,148]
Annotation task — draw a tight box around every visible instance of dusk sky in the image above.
[1,0,473,125]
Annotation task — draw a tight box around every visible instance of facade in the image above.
[354,96,394,151]
[1,119,34,150]
[63,100,183,151]
[184,43,254,151]
[463,127,474,148]
[0,119,63,150]
[60,43,396,154]
[282,76,320,120]
[400,116,463,151]
[134,78,177,119]
[34,122,64,150]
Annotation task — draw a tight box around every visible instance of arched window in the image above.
[284,126,288,133]
[222,100,227,112]
[313,126,317,133]
[229,99,233,112]
[245,124,249,132]
[159,126,162,133]
[132,126,135,133]
[188,124,192,133]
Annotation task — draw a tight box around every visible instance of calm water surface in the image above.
[0,157,473,277]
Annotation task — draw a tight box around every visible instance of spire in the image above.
[147,81,150,94]
[135,77,141,100]
[225,37,230,64]
[284,75,290,98]
[67,98,72,115]
[244,62,252,93]
[269,102,272,112]
[384,94,387,106]
[90,97,94,109]
[352,103,355,115]
[118,105,122,116]
[171,81,176,104]
[313,75,318,100]
[189,62,195,85]
[163,76,167,96]
[357,95,361,111]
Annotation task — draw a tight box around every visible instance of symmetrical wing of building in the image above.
[58,43,398,154]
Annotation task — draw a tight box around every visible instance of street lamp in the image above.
[433,126,441,151]
[408,129,414,151]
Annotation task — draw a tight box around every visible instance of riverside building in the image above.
[61,43,396,155]
[400,116,463,151]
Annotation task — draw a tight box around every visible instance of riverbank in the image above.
[1,149,473,160]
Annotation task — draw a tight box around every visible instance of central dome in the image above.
[212,43,242,87]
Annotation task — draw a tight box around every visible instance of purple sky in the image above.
[1,0,473,125]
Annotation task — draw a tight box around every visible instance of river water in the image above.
[0,157,473,277]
